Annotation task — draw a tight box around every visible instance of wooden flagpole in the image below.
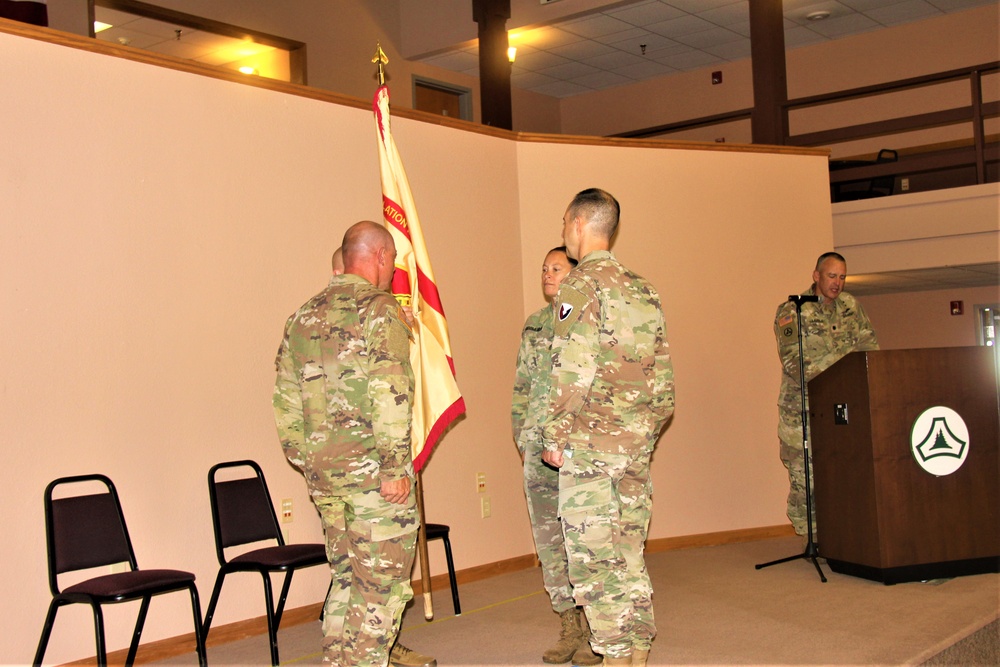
[373,42,434,621]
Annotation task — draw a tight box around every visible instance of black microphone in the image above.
[788,294,819,304]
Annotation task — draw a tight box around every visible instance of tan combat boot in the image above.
[389,642,437,667]
[602,656,632,666]
[631,648,649,667]
[572,611,603,666]
[542,608,585,663]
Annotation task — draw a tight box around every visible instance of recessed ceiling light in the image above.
[94,21,113,33]
[806,10,831,21]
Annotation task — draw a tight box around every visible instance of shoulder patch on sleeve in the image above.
[553,284,590,338]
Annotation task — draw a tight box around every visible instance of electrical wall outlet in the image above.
[481,495,492,518]
[901,177,910,191]
[281,498,293,523]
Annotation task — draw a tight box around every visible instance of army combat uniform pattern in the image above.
[274,273,417,667]
[542,250,675,660]
[511,304,575,615]
[774,288,878,536]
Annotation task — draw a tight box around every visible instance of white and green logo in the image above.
[910,406,969,476]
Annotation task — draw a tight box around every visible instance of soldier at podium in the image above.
[774,251,879,538]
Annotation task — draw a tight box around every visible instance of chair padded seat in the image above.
[62,569,196,598]
[229,543,326,569]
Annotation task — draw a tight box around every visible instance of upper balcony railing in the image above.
[615,61,999,201]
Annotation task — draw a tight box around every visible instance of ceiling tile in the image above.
[571,70,636,90]
[646,14,719,38]
[512,49,573,72]
[865,0,942,24]
[803,12,882,36]
[613,59,680,80]
[537,61,604,80]
[560,14,638,39]
[606,0,687,25]
[673,26,746,49]
[583,50,649,70]
[550,40,617,61]
[696,1,751,26]
[655,49,724,70]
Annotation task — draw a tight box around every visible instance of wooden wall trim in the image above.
[0,18,827,159]
[57,525,796,666]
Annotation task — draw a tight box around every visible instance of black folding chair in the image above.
[203,460,328,666]
[33,474,207,667]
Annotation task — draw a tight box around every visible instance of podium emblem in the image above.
[910,406,969,476]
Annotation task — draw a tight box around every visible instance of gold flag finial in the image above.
[372,43,389,86]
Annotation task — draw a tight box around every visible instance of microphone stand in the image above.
[756,295,827,582]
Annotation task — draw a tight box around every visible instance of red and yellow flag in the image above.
[374,84,465,472]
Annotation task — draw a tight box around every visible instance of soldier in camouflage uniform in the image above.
[513,248,601,666]
[274,221,418,667]
[774,251,879,538]
[541,189,675,667]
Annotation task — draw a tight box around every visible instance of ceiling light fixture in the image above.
[238,66,258,75]
[507,46,517,64]
[806,10,831,21]
[94,21,113,33]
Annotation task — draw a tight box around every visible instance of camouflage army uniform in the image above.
[774,288,878,536]
[541,250,675,660]
[511,304,575,615]
[273,273,417,667]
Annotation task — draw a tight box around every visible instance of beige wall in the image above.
[859,285,1000,350]
[0,27,834,664]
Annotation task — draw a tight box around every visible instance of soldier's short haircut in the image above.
[568,188,619,240]
[548,245,578,267]
[815,251,847,271]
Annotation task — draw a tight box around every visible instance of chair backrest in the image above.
[44,474,137,594]
[870,148,899,196]
[208,461,283,562]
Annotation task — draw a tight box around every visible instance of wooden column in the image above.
[473,0,512,130]
[749,0,788,145]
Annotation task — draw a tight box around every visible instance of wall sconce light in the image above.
[507,46,517,64]
[238,66,259,75]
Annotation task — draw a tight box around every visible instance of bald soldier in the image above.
[541,189,675,667]
[774,251,878,538]
[274,221,418,667]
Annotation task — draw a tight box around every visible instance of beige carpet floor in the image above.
[153,536,999,666]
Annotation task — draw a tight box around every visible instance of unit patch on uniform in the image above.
[559,303,574,321]
[778,312,797,342]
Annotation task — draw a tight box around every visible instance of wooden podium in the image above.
[809,347,1000,584]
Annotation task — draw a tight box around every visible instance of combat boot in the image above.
[542,608,585,663]
[602,656,632,666]
[631,649,649,667]
[389,642,436,667]
[571,611,602,666]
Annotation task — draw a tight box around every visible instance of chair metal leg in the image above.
[441,535,461,615]
[92,603,108,667]
[318,579,333,621]
[187,584,208,667]
[32,600,60,667]
[124,597,151,666]
[261,572,280,667]
[274,570,294,629]
[201,571,228,639]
